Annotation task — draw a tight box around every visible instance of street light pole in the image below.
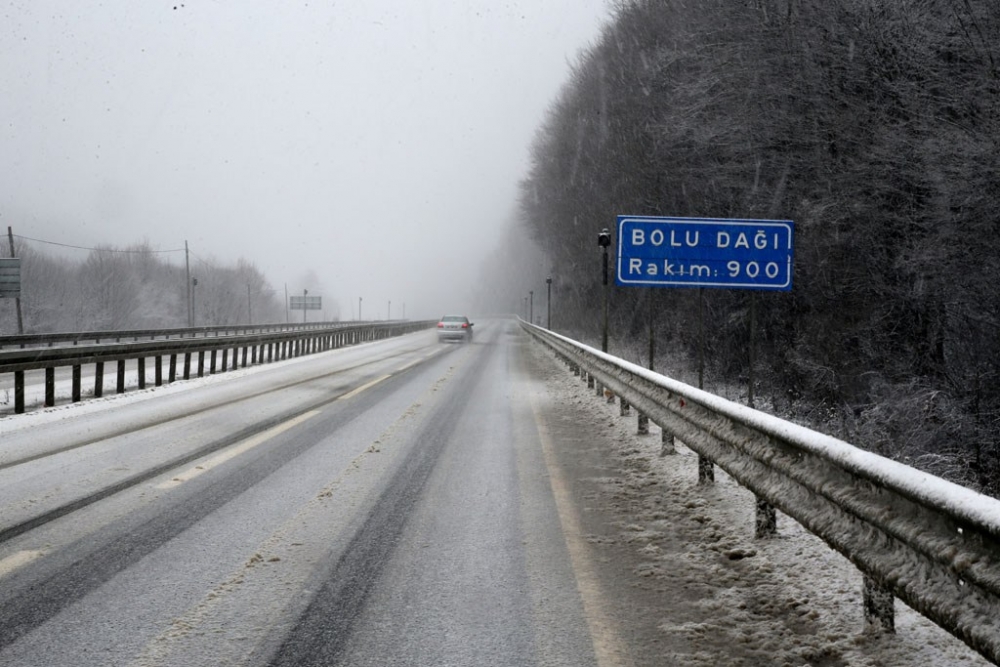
[546,277,552,329]
[598,228,611,353]
[191,278,198,327]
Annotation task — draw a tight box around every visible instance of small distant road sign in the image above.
[290,295,322,310]
[616,216,794,291]
[0,258,21,298]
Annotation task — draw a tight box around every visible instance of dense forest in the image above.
[0,238,287,332]
[511,0,1000,494]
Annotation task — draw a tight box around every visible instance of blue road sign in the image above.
[616,216,794,291]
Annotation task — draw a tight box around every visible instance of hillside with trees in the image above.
[512,0,1000,494]
[0,238,286,332]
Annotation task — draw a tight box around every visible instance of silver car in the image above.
[436,315,474,342]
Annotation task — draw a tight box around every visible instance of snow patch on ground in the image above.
[536,344,991,667]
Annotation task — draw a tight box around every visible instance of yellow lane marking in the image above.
[529,394,632,667]
[0,550,45,578]
[337,374,391,401]
[157,410,320,490]
[397,359,421,372]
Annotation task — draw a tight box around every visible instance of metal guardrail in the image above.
[0,321,372,349]
[1,321,435,414]
[521,320,1000,664]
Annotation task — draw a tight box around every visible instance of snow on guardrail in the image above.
[521,319,1000,665]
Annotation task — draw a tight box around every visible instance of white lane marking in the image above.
[529,394,633,667]
[337,374,391,401]
[0,550,45,578]
[157,410,320,490]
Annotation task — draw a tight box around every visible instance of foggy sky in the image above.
[1,0,609,320]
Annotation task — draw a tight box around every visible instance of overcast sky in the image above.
[1,0,610,320]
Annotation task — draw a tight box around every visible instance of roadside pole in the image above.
[7,226,24,334]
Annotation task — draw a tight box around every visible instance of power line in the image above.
[187,249,221,268]
[12,234,184,254]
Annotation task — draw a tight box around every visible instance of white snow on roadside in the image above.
[537,343,992,667]
[539,326,1000,536]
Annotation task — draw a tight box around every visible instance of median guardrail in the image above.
[0,320,368,350]
[1,321,435,414]
[521,320,1000,664]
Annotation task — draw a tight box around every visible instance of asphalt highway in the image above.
[0,320,640,667]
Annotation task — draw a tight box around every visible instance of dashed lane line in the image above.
[157,410,320,490]
[337,374,392,401]
[0,550,45,579]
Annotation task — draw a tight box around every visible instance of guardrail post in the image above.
[155,356,162,386]
[698,455,714,485]
[198,351,205,377]
[15,370,25,413]
[587,373,595,389]
[183,353,191,380]
[211,350,218,374]
[220,348,227,372]
[637,412,649,434]
[72,365,82,402]
[619,396,630,416]
[863,575,895,634]
[138,358,146,389]
[94,362,104,398]
[241,346,248,368]
[169,355,177,382]
[755,497,777,538]
[45,367,55,406]
[117,360,126,393]
[660,427,676,456]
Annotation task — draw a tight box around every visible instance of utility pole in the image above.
[7,226,24,334]
[185,240,191,327]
